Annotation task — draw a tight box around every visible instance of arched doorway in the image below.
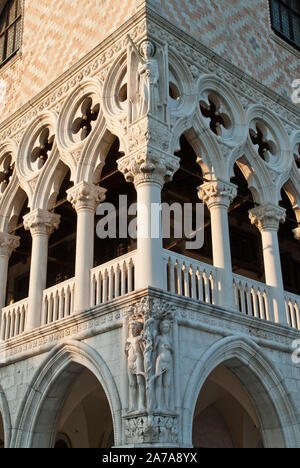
[13,341,121,448]
[54,368,114,448]
[184,336,298,448]
[192,365,263,448]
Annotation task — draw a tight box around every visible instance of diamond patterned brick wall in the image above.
[158,0,299,101]
[0,0,299,125]
[0,0,139,122]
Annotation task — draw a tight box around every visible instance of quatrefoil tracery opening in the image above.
[31,127,55,169]
[200,95,231,137]
[72,97,100,141]
[0,153,14,195]
[249,123,276,162]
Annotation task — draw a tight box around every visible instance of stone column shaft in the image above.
[249,204,286,324]
[199,180,237,309]
[118,150,180,291]
[67,182,106,314]
[24,209,60,331]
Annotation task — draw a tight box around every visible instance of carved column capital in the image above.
[118,150,180,188]
[198,180,237,210]
[0,232,20,257]
[23,209,61,237]
[67,182,107,213]
[249,204,286,232]
[125,415,179,445]
[293,227,300,241]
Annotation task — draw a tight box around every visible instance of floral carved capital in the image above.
[118,150,180,188]
[0,232,20,257]
[198,180,237,210]
[249,204,286,232]
[23,209,61,237]
[67,182,107,213]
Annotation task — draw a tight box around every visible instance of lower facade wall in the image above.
[0,288,300,448]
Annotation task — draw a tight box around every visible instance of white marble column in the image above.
[67,182,106,314]
[24,209,60,331]
[249,204,286,324]
[118,151,180,290]
[198,180,237,310]
[0,233,20,311]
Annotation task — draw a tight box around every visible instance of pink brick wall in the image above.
[0,0,298,126]
[159,0,299,101]
[0,0,139,123]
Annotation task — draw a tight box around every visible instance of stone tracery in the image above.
[0,23,299,449]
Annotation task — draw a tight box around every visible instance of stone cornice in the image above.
[0,5,299,144]
[0,287,298,367]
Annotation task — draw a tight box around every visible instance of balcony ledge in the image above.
[0,287,298,367]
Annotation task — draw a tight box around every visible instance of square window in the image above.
[0,0,22,66]
[269,0,300,50]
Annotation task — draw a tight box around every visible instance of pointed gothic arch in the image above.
[183,335,299,448]
[0,384,11,448]
[12,340,122,448]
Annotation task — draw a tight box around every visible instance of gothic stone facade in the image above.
[0,0,300,448]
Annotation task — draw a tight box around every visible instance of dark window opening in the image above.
[7,195,31,304]
[162,134,213,265]
[0,0,22,66]
[269,0,300,50]
[94,138,137,267]
[46,169,76,289]
[229,164,264,282]
[279,189,300,295]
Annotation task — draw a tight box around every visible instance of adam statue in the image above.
[125,320,146,412]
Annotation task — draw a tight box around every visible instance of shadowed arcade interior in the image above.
[192,364,263,449]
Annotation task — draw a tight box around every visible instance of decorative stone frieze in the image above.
[0,232,20,257]
[198,180,237,210]
[127,118,171,154]
[23,209,61,237]
[67,182,107,213]
[125,414,179,445]
[249,205,286,232]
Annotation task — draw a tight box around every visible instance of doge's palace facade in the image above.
[0,0,300,448]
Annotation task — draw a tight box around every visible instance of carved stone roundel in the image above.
[56,79,102,152]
